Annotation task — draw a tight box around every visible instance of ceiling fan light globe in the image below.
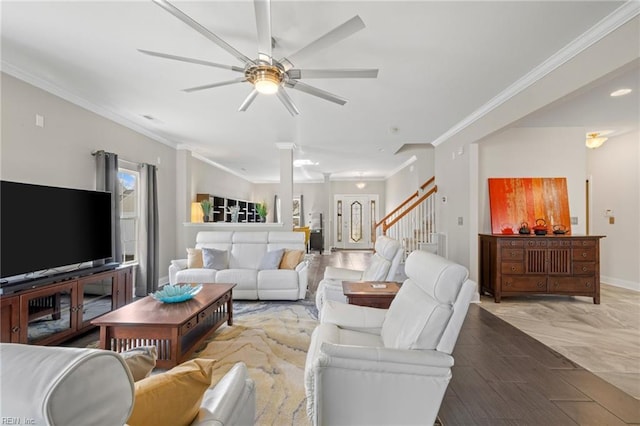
[255,79,279,94]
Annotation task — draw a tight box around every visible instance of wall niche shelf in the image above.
[196,193,262,223]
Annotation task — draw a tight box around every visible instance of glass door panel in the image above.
[79,275,115,329]
[23,283,76,345]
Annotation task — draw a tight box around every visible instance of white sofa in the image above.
[315,235,403,312]
[170,231,308,300]
[304,251,476,425]
[0,343,255,426]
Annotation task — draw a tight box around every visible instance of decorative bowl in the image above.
[150,284,203,303]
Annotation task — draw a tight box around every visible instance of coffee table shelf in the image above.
[92,283,235,369]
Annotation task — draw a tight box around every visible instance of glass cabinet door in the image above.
[21,282,77,345]
[78,273,115,330]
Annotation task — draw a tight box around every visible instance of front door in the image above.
[334,195,378,250]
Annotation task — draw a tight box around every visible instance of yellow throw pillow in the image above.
[127,358,217,426]
[279,249,304,270]
[187,248,203,269]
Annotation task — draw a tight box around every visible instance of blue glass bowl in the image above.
[150,284,203,303]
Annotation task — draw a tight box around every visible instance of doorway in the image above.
[333,194,379,250]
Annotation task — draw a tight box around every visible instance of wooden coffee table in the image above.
[342,281,401,309]
[92,283,235,369]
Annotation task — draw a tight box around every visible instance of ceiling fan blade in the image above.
[138,49,245,72]
[277,88,300,116]
[287,68,378,79]
[153,0,253,65]
[279,15,365,71]
[253,0,272,64]
[183,77,247,93]
[285,81,347,105]
[239,89,259,112]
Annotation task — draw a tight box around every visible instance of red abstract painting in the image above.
[488,178,571,235]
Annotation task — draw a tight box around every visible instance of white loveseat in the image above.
[304,251,476,425]
[170,231,308,300]
[0,343,255,426]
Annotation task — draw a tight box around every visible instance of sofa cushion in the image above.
[280,249,304,269]
[258,248,285,271]
[121,346,157,381]
[216,269,258,291]
[230,243,267,269]
[380,251,468,350]
[361,255,391,281]
[257,269,298,290]
[127,358,217,426]
[187,248,203,269]
[202,248,229,270]
[175,268,217,284]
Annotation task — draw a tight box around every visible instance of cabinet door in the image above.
[78,272,117,331]
[20,281,78,345]
[115,267,133,308]
[502,276,547,292]
[1,296,21,343]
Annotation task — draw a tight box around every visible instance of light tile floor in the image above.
[479,283,640,399]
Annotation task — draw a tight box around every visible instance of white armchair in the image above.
[315,235,403,312]
[304,250,476,426]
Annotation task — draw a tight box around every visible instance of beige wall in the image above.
[1,73,177,284]
[191,157,253,202]
[587,130,640,290]
[385,147,435,212]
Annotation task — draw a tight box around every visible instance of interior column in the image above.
[276,142,295,230]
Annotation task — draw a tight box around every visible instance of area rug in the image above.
[193,300,318,426]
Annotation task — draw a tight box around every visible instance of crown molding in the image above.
[432,1,640,147]
[1,61,178,149]
[275,142,296,150]
[190,151,252,182]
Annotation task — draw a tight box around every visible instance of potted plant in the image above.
[200,199,212,222]
[255,202,268,222]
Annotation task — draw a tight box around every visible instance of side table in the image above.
[342,281,401,309]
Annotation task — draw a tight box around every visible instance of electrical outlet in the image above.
[457,217,463,226]
[571,216,578,225]
[35,114,44,128]
[609,217,615,225]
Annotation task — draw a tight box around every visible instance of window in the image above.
[118,168,139,264]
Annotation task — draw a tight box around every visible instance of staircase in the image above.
[375,177,441,260]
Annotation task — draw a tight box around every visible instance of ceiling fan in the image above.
[139,0,378,116]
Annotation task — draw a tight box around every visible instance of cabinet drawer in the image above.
[180,316,199,335]
[501,262,524,274]
[572,239,596,247]
[501,248,524,261]
[573,262,596,275]
[501,276,546,292]
[500,239,523,248]
[549,277,595,293]
[572,248,595,261]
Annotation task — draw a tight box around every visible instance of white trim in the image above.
[384,155,418,179]
[1,61,178,149]
[432,1,640,147]
[275,142,296,150]
[601,276,640,292]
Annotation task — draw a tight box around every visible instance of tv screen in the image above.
[1,180,113,279]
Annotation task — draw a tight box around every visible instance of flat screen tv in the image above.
[1,180,113,280]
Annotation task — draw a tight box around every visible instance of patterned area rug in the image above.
[193,300,318,426]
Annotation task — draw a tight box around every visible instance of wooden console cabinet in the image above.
[0,266,133,345]
[479,234,604,304]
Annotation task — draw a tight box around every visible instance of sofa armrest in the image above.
[323,266,364,281]
[320,300,387,332]
[168,259,188,285]
[191,362,256,426]
[295,260,309,300]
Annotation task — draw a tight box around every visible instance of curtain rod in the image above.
[91,150,159,170]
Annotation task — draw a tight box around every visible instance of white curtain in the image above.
[136,164,159,296]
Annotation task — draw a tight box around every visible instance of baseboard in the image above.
[601,276,640,292]
[158,275,170,286]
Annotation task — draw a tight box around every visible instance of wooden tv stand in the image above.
[0,265,134,345]
[479,234,604,304]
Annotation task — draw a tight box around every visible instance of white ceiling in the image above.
[2,1,637,182]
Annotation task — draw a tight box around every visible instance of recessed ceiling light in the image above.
[610,88,632,97]
[293,159,319,167]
